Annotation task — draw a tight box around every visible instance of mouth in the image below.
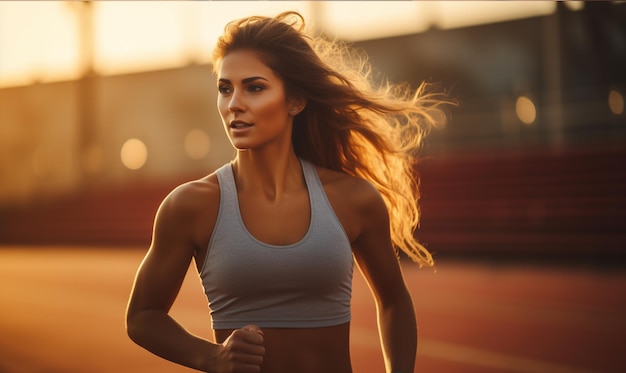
[230,120,253,129]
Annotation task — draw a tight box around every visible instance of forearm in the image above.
[377,291,418,373]
[127,309,221,372]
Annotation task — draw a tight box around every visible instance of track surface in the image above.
[1,247,624,372]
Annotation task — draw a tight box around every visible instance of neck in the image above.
[232,150,303,201]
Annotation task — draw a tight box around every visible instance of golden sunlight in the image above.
[0,2,81,86]
[1,1,558,88]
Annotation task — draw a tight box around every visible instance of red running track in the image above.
[0,247,624,372]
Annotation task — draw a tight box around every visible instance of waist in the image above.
[214,322,352,373]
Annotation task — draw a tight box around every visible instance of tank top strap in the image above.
[215,162,238,212]
[300,159,324,205]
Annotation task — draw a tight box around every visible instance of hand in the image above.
[211,325,265,373]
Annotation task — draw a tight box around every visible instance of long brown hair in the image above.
[212,12,449,267]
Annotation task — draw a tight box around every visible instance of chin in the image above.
[231,142,253,151]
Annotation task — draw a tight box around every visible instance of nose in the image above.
[228,90,245,113]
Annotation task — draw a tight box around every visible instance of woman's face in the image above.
[217,49,297,151]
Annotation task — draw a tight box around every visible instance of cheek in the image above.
[256,95,289,119]
[217,98,229,119]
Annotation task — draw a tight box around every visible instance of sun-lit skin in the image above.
[216,49,302,154]
[127,14,421,373]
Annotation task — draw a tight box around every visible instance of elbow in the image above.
[125,310,144,344]
[126,322,137,343]
[125,307,167,347]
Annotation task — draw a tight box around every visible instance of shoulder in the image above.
[160,172,220,217]
[316,166,386,214]
[152,170,222,247]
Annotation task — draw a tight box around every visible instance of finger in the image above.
[227,331,265,353]
[236,327,264,345]
[244,332,264,345]
[231,338,265,356]
[242,325,263,335]
[231,351,264,365]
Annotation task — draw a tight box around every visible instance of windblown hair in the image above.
[212,11,450,267]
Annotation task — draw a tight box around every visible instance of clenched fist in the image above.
[211,325,265,373]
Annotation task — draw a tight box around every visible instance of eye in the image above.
[247,84,264,93]
[218,85,232,94]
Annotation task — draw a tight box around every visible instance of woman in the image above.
[126,11,447,373]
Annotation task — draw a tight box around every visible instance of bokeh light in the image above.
[120,138,148,170]
[608,89,624,116]
[515,96,536,125]
[184,129,211,160]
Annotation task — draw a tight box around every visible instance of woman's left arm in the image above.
[352,184,418,373]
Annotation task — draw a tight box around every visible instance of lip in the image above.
[229,120,253,129]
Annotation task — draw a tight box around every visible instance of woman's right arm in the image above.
[125,183,265,372]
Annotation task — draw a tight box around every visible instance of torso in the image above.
[183,163,371,372]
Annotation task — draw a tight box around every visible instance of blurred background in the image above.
[0,1,624,258]
[1,1,625,372]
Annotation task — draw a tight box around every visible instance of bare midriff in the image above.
[214,322,353,373]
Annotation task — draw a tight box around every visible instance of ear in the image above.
[287,95,307,116]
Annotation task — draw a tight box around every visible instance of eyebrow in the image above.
[218,76,269,84]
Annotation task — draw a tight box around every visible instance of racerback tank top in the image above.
[200,159,354,329]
